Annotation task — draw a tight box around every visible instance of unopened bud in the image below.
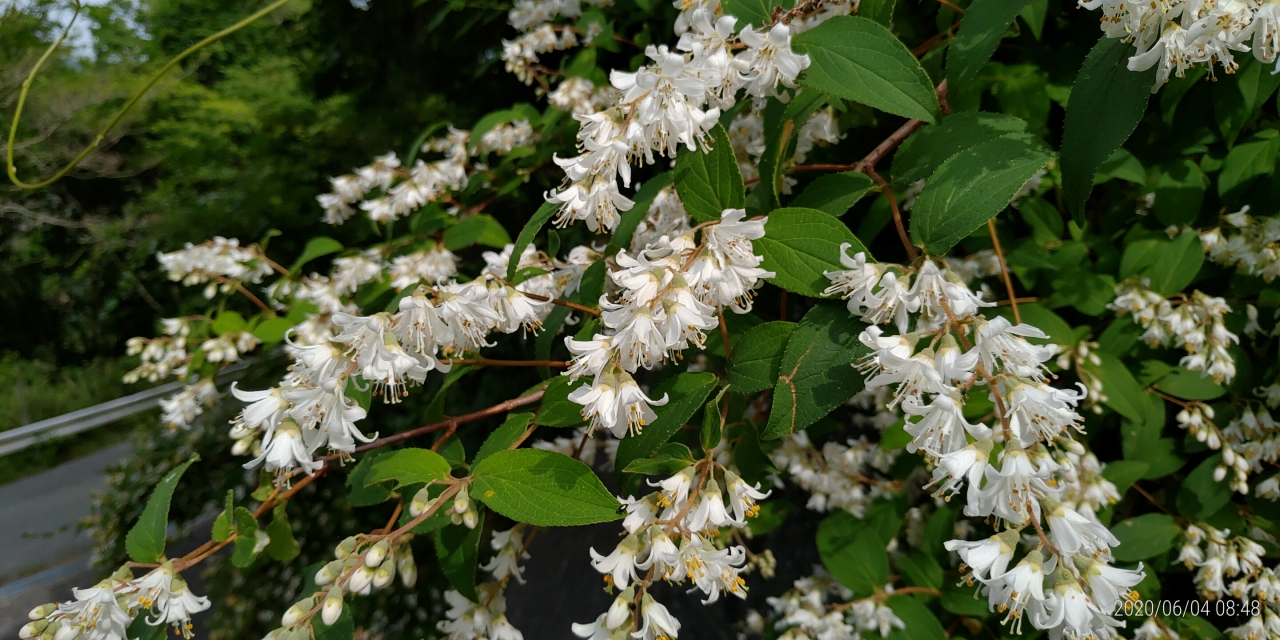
[408,487,433,517]
[18,620,46,639]
[54,624,77,640]
[606,590,632,629]
[372,563,395,588]
[231,438,252,456]
[462,509,479,529]
[1223,448,1236,466]
[364,540,389,567]
[335,536,358,558]
[453,489,471,515]
[315,560,342,586]
[348,566,374,594]
[321,589,343,626]
[1213,465,1228,482]
[399,557,418,588]
[281,602,307,627]
[27,604,56,621]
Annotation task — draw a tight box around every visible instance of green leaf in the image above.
[289,236,344,274]
[1153,159,1208,226]
[758,90,829,211]
[1061,37,1156,218]
[765,303,867,439]
[793,16,940,123]
[1019,0,1048,39]
[895,549,943,590]
[859,0,895,27]
[721,0,792,28]
[1110,513,1180,562]
[1101,460,1150,495]
[212,311,247,336]
[347,451,393,507]
[365,448,453,489]
[941,582,990,618]
[212,491,235,543]
[701,385,729,451]
[734,420,775,485]
[891,112,1035,185]
[506,202,558,279]
[789,172,878,216]
[757,207,870,297]
[1094,148,1147,185]
[727,321,798,393]
[818,526,888,596]
[1154,367,1226,401]
[444,214,511,251]
[884,595,947,640]
[910,136,1053,255]
[615,372,720,471]
[575,260,607,307]
[622,442,696,476]
[1177,454,1233,519]
[673,122,745,222]
[435,510,485,601]
[265,505,300,562]
[1218,130,1280,202]
[252,317,296,345]
[946,0,1035,98]
[538,376,588,427]
[1146,231,1205,297]
[470,449,622,526]
[1083,352,1148,422]
[474,413,535,465]
[125,456,198,563]
[610,172,673,252]
[231,507,261,568]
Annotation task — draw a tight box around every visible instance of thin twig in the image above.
[718,311,732,358]
[442,358,569,368]
[867,169,918,261]
[514,289,600,317]
[987,219,1020,324]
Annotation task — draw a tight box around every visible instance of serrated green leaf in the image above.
[1154,367,1226,401]
[789,172,878,216]
[435,510,485,601]
[231,507,260,568]
[622,442,695,475]
[909,136,1053,255]
[1061,37,1156,218]
[265,505,300,562]
[365,448,453,489]
[701,385,729,451]
[126,456,199,563]
[891,112,1035,185]
[1218,130,1279,202]
[615,372,720,471]
[470,449,622,526]
[539,375,588,427]
[212,490,235,543]
[674,123,745,222]
[347,451,393,507]
[721,0,792,27]
[289,236,344,274]
[474,413,535,465]
[444,214,511,251]
[946,0,1035,98]
[1147,231,1204,297]
[757,207,870,297]
[765,303,867,439]
[793,16,940,123]
[1110,513,1180,562]
[507,202,558,279]
[1177,454,1233,519]
[726,321,798,393]
[884,595,946,640]
[818,526,887,597]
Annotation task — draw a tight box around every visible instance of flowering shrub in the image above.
[19,0,1280,639]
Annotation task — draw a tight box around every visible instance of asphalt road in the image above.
[0,442,132,636]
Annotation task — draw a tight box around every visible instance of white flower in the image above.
[685,479,734,531]
[1046,500,1120,557]
[967,447,1054,525]
[1079,557,1144,611]
[943,530,1018,582]
[49,580,133,640]
[1003,379,1087,447]
[926,438,992,501]
[570,369,670,437]
[632,594,681,640]
[590,534,644,590]
[724,469,770,522]
[735,23,809,98]
[245,420,322,478]
[975,317,1054,379]
[902,392,989,456]
[565,334,615,382]
[986,549,1050,633]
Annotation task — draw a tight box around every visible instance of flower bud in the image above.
[321,589,343,626]
[606,589,632,629]
[27,604,56,621]
[372,562,395,588]
[1223,448,1236,466]
[281,602,307,627]
[231,437,252,456]
[408,487,434,517]
[19,620,46,639]
[399,555,418,588]
[348,566,374,594]
[54,624,77,640]
[335,536,358,559]
[315,560,342,586]
[453,488,471,515]
[364,540,389,567]
[1213,465,1228,482]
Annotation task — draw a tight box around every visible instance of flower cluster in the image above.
[1110,281,1239,383]
[547,6,810,232]
[264,532,419,639]
[21,563,211,640]
[124,318,195,383]
[1081,0,1280,88]
[1200,206,1280,283]
[572,461,769,640]
[230,243,589,481]
[727,101,842,190]
[824,247,1144,639]
[157,237,275,299]
[761,574,907,640]
[768,431,899,516]
[1175,523,1279,629]
[564,208,773,437]
[439,525,532,640]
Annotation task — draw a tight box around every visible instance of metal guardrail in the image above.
[0,363,249,457]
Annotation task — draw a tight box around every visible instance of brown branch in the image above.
[442,358,569,368]
[987,219,1020,324]
[208,273,276,317]
[718,311,732,358]
[996,297,1039,306]
[867,169,918,262]
[513,289,601,317]
[935,0,966,13]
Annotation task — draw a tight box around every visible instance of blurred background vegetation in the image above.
[0,0,527,434]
